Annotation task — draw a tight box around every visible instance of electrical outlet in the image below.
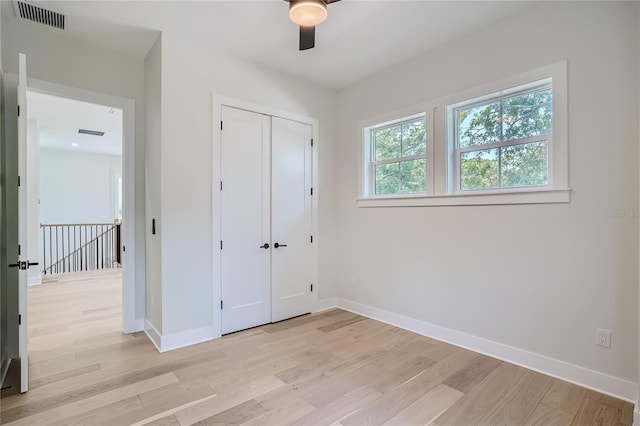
[595,328,611,348]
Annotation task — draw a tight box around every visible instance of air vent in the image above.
[13,1,66,30]
[78,129,105,137]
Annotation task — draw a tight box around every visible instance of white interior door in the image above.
[17,53,31,393]
[220,106,271,334]
[271,117,314,322]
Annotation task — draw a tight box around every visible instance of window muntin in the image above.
[453,84,553,192]
[369,115,427,196]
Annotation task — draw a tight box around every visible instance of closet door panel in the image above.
[220,106,272,334]
[271,117,314,322]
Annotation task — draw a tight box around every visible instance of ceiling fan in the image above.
[286,0,342,50]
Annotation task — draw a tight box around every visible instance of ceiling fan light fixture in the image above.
[289,0,327,27]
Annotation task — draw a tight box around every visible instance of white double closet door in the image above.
[220,106,314,334]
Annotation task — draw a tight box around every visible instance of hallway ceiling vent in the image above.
[78,129,105,136]
[13,1,66,30]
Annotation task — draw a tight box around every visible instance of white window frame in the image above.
[450,81,553,194]
[364,113,428,197]
[357,60,569,207]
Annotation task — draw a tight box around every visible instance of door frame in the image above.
[13,76,139,333]
[211,95,319,338]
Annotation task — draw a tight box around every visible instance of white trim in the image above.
[315,297,339,312]
[144,319,162,352]
[27,272,42,286]
[211,94,319,339]
[21,77,140,333]
[328,297,636,403]
[133,318,145,331]
[0,359,11,387]
[160,325,216,353]
[144,319,215,353]
[634,408,640,426]
[358,188,570,207]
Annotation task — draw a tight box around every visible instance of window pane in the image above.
[374,127,401,161]
[502,89,552,141]
[375,163,400,195]
[501,141,548,188]
[457,102,501,148]
[460,148,499,190]
[401,119,426,157]
[399,159,426,194]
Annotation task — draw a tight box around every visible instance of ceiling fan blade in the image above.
[324,0,341,3]
[299,25,315,50]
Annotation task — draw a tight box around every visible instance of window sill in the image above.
[357,188,571,207]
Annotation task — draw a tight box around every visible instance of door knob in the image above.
[8,261,38,270]
[260,243,270,249]
[274,243,287,248]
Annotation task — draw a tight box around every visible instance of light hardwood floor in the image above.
[0,270,633,425]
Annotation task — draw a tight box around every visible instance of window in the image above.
[358,61,568,207]
[366,115,427,196]
[452,83,552,192]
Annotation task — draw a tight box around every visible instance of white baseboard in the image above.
[27,272,43,286]
[144,319,162,352]
[634,407,640,426]
[316,297,340,312]
[133,318,145,332]
[324,297,636,403]
[161,325,216,352]
[144,319,215,353]
[0,359,11,387]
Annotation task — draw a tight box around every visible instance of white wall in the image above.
[144,36,162,333]
[2,16,148,323]
[39,148,121,224]
[26,119,40,284]
[156,32,339,337]
[334,0,638,389]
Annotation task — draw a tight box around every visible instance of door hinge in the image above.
[123,246,126,252]
[17,176,21,187]
[220,240,223,250]
[18,314,21,325]
[221,121,223,131]
[17,105,20,117]
[220,300,223,310]
[311,138,314,147]
[310,284,313,292]
[18,245,21,256]
[310,187,313,196]
[220,181,223,191]
[310,235,313,243]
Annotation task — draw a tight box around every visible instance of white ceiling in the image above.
[7,0,536,89]
[27,91,123,156]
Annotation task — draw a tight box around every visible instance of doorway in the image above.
[2,63,139,394]
[21,78,138,335]
[22,79,136,333]
[28,92,124,279]
[22,78,138,333]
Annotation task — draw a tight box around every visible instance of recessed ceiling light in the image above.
[71,143,79,147]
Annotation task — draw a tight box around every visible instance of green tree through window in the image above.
[371,117,426,195]
[456,87,552,191]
